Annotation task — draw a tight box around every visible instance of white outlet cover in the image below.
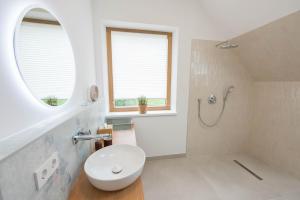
[34,152,59,190]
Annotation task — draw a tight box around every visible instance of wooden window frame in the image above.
[106,27,173,112]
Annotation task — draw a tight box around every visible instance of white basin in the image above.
[84,144,145,191]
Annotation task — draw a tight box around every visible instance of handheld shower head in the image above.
[227,85,235,93]
[198,85,235,127]
[224,85,234,101]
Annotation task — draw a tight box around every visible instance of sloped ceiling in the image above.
[200,0,300,39]
[232,11,300,81]
[199,0,300,81]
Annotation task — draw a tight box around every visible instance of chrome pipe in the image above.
[72,130,111,145]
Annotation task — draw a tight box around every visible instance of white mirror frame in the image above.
[13,5,77,109]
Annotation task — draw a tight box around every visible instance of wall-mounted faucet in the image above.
[72,130,111,145]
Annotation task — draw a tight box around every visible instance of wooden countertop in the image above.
[68,128,144,200]
[68,170,144,200]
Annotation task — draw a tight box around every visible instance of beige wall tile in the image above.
[187,40,253,156]
[233,11,300,81]
[247,82,300,178]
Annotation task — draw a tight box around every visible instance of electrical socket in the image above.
[34,152,59,190]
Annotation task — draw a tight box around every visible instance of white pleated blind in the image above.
[16,22,75,100]
[111,31,168,99]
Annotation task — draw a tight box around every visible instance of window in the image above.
[106,27,173,112]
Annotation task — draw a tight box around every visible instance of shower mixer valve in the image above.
[208,94,217,104]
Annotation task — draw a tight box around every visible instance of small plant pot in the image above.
[139,105,147,114]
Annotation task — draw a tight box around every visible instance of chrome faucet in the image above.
[72,129,112,145]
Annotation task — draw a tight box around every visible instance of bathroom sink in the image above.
[84,144,145,191]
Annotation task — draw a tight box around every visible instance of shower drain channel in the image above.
[234,160,263,181]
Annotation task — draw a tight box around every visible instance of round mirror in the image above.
[14,8,75,107]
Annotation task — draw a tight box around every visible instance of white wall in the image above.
[0,0,97,139]
[0,0,102,199]
[199,0,300,38]
[92,0,224,157]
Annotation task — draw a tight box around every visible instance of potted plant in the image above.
[138,96,148,114]
[43,96,58,106]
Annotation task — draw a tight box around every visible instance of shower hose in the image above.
[197,97,227,127]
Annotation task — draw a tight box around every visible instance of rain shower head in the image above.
[216,41,239,49]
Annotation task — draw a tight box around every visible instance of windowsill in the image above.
[106,110,177,119]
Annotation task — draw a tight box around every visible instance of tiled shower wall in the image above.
[231,11,300,179]
[188,39,300,180]
[0,104,103,200]
[247,82,300,178]
[187,40,253,156]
